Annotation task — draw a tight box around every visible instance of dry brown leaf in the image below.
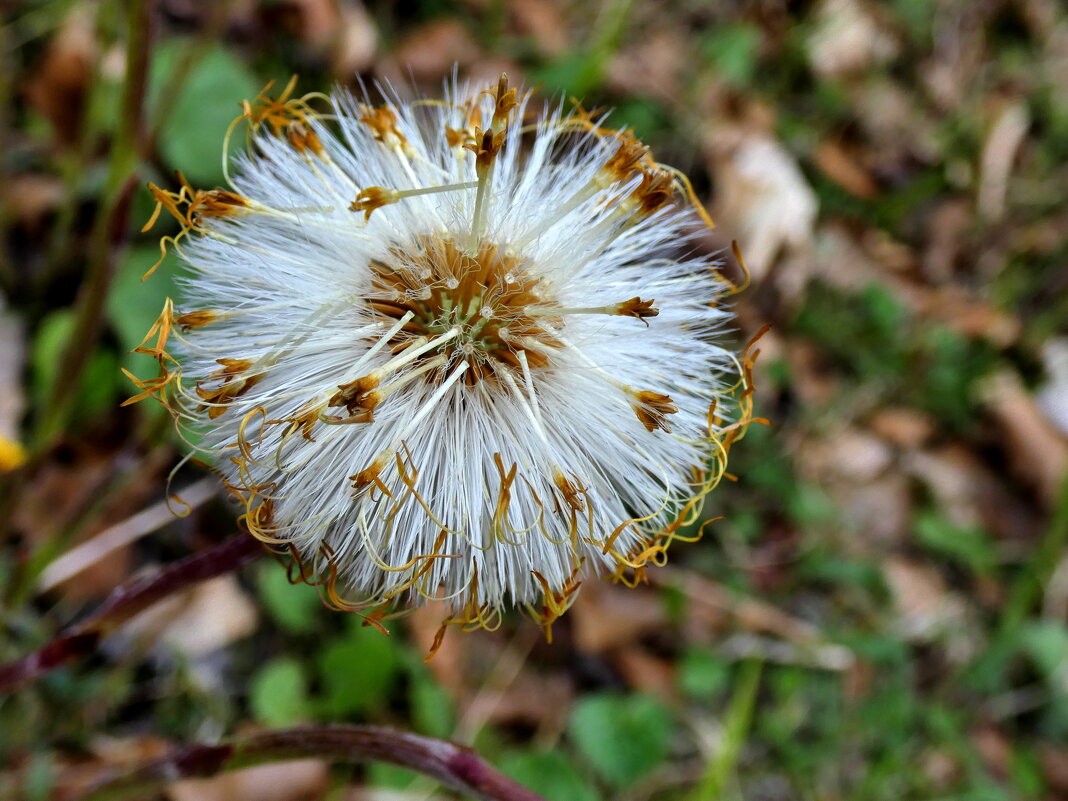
[883,557,971,648]
[279,0,339,48]
[38,479,217,593]
[5,174,66,230]
[806,0,899,78]
[970,726,1012,780]
[1043,21,1068,109]
[1037,338,1068,436]
[981,371,1068,507]
[921,199,970,283]
[344,787,435,801]
[784,339,839,407]
[904,443,1039,547]
[813,140,879,199]
[118,574,258,659]
[1038,742,1068,794]
[854,78,941,167]
[919,2,991,111]
[614,647,676,699]
[404,600,467,697]
[331,2,378,77]
[841,476,913,547]
[978,100,1030,223]
[509,0,568,57]
[659,568,822,646]
[796,427,910,546]
[461,58,526,93]
[915,287,1021,346]
[385,19,480,82]
[816,428,895,483]
[812,223,881,293]
[910,443,1040,546]
[921,749,961,790]
[570,581,667,654]
[14,449,114,543]
[867,407,935,449]
[605,29,688,102]
[24,5,97,146]
[462,670,572,731]
[49,736,172,800]
[89,735,173,764]
[812,224,1020,346]
[780,222,885,306]
[167,760,329,801]
[707,132,818,282]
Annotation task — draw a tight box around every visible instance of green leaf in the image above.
[250,657,309,727]
[611,99,670,141]
[499,751,598,801]
[678,647,731,701]
[255,562,323,634]
[569,693,673,787]
[151,41,261,186]
[317,620,400,717]
[408,668,454,738]
[531,53,606,98]
[107,243,176,357]
[699,24,762,86]
[1018,621,1068,681]
[787,482,836,528]
[366,762,418,790]
[914,511,996,575]
[31,310,119,425]
[22,751,54,801]
[690,660,763,801]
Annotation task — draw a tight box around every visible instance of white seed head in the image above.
[140,76,748,642]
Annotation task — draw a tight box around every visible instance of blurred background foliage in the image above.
[2,0,1068,799]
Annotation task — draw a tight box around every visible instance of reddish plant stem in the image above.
[74,725,548,801]
[0,534,263,695]
[36,0,153,445]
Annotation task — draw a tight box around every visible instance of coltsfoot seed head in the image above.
[132,74,756,647]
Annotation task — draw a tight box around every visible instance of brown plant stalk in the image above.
[36,0,153,445]
[0,534,263,694]
[73,725,548,801]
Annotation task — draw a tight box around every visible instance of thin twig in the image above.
[74,725,548,801]
[454,625,540,743]
[653,566,854,671]
[0,534,262,695]
[37,478,217,592]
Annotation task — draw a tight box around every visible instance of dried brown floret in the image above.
[630,390,678,433]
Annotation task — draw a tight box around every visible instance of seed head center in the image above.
[368,236,561,385]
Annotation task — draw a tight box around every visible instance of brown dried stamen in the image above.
[176,310,218,331]
[630,390,678,433]
[195,358,264,419]
[329,375,381,414]
[554,470,587,513]
[359,104,412,154]
[465,127,507,173]
[350,187,399,221]
[367,236,562,386]
[488,73,519,128]
[616,297,659,324]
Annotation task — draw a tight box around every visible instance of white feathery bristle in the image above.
[140,75,746,636]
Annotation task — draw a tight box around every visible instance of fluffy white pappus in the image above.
[142,75,747,635]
